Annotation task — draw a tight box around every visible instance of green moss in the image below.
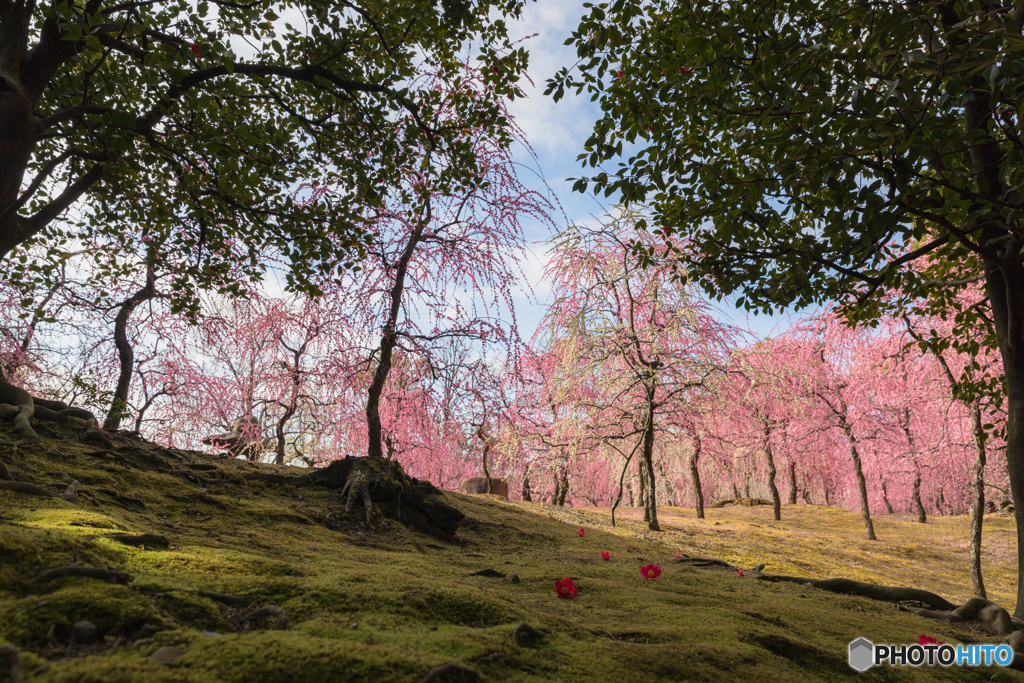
[2,434,1022,682]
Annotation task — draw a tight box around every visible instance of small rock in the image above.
[0,644,23,683]
[349,622,358,630]
[148,646,184,666]
[798,594,807,598]
[201,632,221,637]
[72,620,98,644]
[508,574,521,584]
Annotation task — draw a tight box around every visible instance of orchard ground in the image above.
[0,427,1020,682]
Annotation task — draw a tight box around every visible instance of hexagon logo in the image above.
[848,637,875,672]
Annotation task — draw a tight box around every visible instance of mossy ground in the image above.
[0,426,1020,682]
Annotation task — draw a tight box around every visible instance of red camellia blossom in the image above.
[556,578,578,599]
[190,43,201,56]
[601,551,610,561]
[492,66,499,74]
[676,553,682,559]
[616,70,623,78]
[918,635,945,646]
[640,564,662,580]
[679,66,690,74]
[577,528,585,537]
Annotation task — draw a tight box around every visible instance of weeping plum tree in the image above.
[554,0,1024,616]
[333,66,553,460]
[0,0,532,437]
[537,208,734,531]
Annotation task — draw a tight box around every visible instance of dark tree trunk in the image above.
[762,421,781,521]
[103,266,156,430]
[969,401,988,599]
[554,466,569,506]
[881,481,894,514]
[732,482,740,499]
[690,432,704,519]
[640,382,659,531]
[822,476,831,507]
[834,397,876,540]
[912,465,927,523]
[365,221,426,459]
[787,460,797,505]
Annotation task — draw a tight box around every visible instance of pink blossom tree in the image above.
[535,208,735,530]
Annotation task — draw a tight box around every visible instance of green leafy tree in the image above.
[1,0,530,312]
[552,0,1024,614]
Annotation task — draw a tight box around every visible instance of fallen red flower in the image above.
[640,564,662,580]
[737,568,745,577]
[601,551,610,561]
[918,635,945,646]
[556,577,578,599]
[577,528,585,537]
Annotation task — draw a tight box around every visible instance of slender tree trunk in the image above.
[366,221,427,459]
[822,477,832,507]
[969,401,989,599]
[103,266,156,430]
[912,464,927,523]
[732,482,740,499]
[640,384,660,531]
[881,481,894,514]
[836,399,876,540]
[762,420,781,521]
[555,466,569,506]
[801,489,811,504]
[787,460,797,505]
[690,432,704,519]
[275,407,295,466]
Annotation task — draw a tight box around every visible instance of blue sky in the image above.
[501,1,796,342]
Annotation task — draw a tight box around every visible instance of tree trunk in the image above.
[912,464,927,523]
[762,420,781,521]
[554,466,569,506]
[640,385,659,531]
[969,400,988,599]
[787,460,797,505]
[837,400,876,540]
[732,482,740,499]
[103,267,156,431]
[881,481,894,514]
[365,221,426,459]
[521,469,532,502]
[690,432,704,519]
[822,477,832,507]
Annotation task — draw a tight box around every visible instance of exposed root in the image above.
[468,568,505,577]
[299,457,464,538]
[103,533,170,548]
[511,622,545,647]
[416,662,480,683]
[246,605,288,630]
[0,481,55,498]
[195,590,247,606]
[61,479,79,501]
[0,459,12,481]
[753,575,957,611]
[32,566,130,584]
[899,597,1014,635]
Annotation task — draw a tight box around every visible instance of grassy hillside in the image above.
[0,424,1021,682]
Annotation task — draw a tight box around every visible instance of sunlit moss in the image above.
[1,428,1021,682]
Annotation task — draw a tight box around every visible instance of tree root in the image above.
[511,622,545,647]
[195,590,247,606]
[298,457,464,539]
[32,566,130,584]
[0,481,55,497]
[246,605,287,630]
[416,663,480,683]
[61,479,79,501]
[753,575,957,611]
[103,533,170,548]
[898,597,1014,635]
